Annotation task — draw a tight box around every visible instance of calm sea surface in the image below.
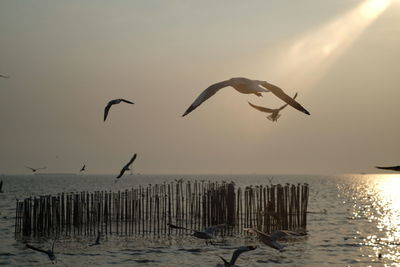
[1,174,400,266]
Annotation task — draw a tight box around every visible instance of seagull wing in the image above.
[218,256,229,266]
[205,224,225,235]
[244,228,269,239]
[261,82,310,115]
[248,102,274,113]
[25,166,34,171]
[26,244,48,255]
[376,166,400,171]
[104,102,114,121]
[270,230,292,241]
[120,99,134,104]
[117,154,137,178]
[37,167,46,170]
[182,80,231,117]
[230,246,257,266]
[0,74,9,78]
[278,92,298,111]
[167,223,189,230]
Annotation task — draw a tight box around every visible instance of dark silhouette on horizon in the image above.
[25,166,46,173]
[375,165,400,172]
[104,98,134,121]
[218,246,257,267]
[0,180,3,193]
[248,92,298,122]
[116,154,137,179]
[182,77,309,117]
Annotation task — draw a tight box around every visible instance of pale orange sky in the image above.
[0,0,399,175]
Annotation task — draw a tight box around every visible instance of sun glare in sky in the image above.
[271,0,393,90]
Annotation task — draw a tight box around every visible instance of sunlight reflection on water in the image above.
[341,174,400,263]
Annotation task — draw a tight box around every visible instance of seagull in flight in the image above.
[80,164,86,172]
[116,154,137,179]
[26,239,57,263]
[375,165,400,172]
[244,228,306,251]
[25,166,46,173]
[218,246,257,267]
[248,92,298,122]
[182,77,309,117]
[168,223,225,245]
[103,98,134,121]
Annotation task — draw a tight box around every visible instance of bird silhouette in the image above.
[182,77,309,117]
[116,154,137,179]
[80,164,86,172]
[26,239,57,263]
[244,228,306,251]
[104,98,134,121]
[168,223,225,245]
[248,92,298,122]
[375,165,400,172]
[218,246,257,267]
[25,166,46,173]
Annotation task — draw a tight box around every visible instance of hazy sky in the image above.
[0,0,399,175]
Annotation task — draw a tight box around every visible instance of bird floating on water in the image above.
[218,245,257,267]
[182,77,309,117]
[80,164,86,172]
[244,228,306,251]
[116,154,137,180]
[375,165,400,172]
[26,239,57,263]
[25,166,46,173]
[248,92,298,122]
[104,98,134,121]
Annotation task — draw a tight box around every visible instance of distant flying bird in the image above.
[0,74,9,78]
[103,98,134,121]
[244,228,306,251]
[25,166,46,173]
[375,166,400,172]
[218,246,257,267]
[182,77,309,117]
[116,154,137,179]
[80,164,86,172]
[248,92,298,122]
[26,239,57,262]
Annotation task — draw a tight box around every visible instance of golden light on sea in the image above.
[365,174,400,261]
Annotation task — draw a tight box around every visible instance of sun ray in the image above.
[269,0,393,89]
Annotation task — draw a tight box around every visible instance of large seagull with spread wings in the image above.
[182,77,309,117]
